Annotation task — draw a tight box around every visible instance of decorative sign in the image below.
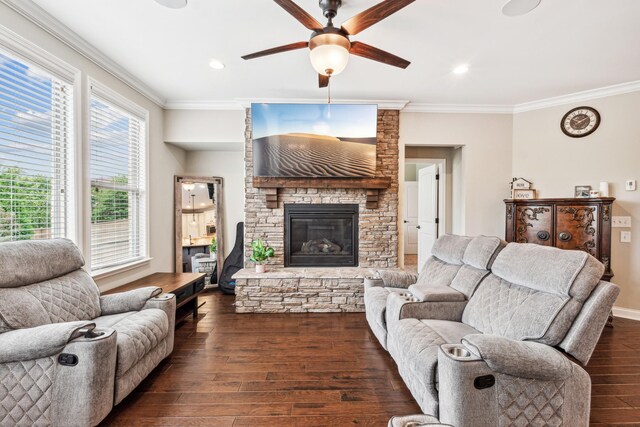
[513,189,536,200]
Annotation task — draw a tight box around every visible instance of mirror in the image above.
[175,176,224,287]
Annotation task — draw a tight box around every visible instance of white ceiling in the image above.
[31,0,640,106]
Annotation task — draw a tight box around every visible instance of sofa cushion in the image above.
[491,243,603,301]
[449,265,490,299]
[463,236,504,270]
[462,274,567,343]
[415,257,462,288]
[95,309,169,377]
[388,318,479,414]
[0,270,101,330]
[0,239,84,288]
[431,235,472,266]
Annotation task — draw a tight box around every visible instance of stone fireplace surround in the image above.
[235,108,400,313]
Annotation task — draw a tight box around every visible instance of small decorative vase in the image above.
[255,264,266,274]
[210,251,216,259]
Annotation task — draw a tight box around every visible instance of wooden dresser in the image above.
[504,197,614,281]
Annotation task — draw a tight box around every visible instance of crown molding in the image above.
[164,100,245,110]
[513,80,640,113]
[403,103,513,114]
[236,98,410,110]
[165,98,409,110]
[0,0,166,107]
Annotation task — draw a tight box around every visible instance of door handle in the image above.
[403,220,409,223]
[416,225,421,229]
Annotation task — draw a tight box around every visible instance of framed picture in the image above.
[512,178,532,190]
[575,185,591,198]
[513,189,536,200]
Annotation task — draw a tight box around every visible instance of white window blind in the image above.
[0,49,73,242]
[89,88,146,272]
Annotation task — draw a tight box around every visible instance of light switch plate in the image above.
[621,231,631,243]
[627,180,637,191]
[612,216,632,228]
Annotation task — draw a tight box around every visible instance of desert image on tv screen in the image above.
[252,103,377,178]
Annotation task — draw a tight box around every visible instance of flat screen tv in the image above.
[252,103,377,178]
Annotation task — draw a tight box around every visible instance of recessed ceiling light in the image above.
[453,64,469,75]
[209,59,225,70]
[155,0,187,9]
[502,0,541,16]
[200,203,205,206]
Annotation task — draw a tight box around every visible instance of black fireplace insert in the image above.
[284,204,359,267]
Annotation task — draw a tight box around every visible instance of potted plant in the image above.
[209,237,217,259]
[250,239,275,273]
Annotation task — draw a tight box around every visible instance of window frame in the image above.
[87,78,150,277]
[0,25,80,244]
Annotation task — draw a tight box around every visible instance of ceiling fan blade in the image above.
[319,74,329,88]
[242,42,309,60]
[274,0,323,30]
[341,0,415,35]
[350,41,410,69]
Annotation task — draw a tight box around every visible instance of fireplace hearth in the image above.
[284,204,359,267]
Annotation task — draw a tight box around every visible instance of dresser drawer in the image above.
[173,284,194,305]
[194,278,205,293]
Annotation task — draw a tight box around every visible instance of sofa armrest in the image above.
[100,286,162,315]
[385,292,467,334]
[376,270,418,289]
[142,293,176,355]
[461,334,572,381]
[0,321,96,363]
[408,285,466,302]
[438,336,591,427]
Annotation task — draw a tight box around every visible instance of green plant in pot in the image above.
[209,237,217,259]
[250,239,275,273]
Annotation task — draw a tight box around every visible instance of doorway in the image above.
[404,159,446,272]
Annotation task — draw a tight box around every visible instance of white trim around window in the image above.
[87,78,150,275]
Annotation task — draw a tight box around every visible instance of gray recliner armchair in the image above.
[384,241,620,426]
[0,239,176,427]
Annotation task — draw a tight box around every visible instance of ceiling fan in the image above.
[242,0,414,88]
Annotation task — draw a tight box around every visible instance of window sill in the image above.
[91,257,153,280]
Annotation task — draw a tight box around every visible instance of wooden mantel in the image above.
[253,177,392,209]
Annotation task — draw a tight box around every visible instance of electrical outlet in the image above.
[612,216,632,228]
[627,180,637,191]
[621,231,631,243]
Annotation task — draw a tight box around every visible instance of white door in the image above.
[404,182,419,254]
[418,165,438,272]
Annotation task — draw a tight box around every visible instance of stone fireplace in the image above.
[285,204,359,268]
[235,108,400,313]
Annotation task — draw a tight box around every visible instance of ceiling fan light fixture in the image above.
[502,0,541,16]
[309,33,351,77]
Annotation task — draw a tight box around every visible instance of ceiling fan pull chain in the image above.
[327,76,331,104]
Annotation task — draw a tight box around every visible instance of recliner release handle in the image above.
[474,375,495,390]
[58,353,78,366]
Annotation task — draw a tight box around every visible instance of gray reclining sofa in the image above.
[0,239,176,426]
[367,235,620,426]
[365,235,504,350]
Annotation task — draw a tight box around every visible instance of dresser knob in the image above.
[559,232,572,242]
[537,231,550,241]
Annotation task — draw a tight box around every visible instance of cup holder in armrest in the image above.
[448,347,471,358]
[400,293,421,302]
[441,344,479,361]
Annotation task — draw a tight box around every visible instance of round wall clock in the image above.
[561,106,600,138]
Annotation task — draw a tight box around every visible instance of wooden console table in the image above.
[103,272,206,326]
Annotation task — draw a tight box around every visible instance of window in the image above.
[0,48,74,242]
[89,83,147,272]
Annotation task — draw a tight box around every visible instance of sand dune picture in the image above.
[252,104,378,178]
[254,133,376,177]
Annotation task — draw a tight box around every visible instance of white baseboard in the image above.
[612,306,640,321]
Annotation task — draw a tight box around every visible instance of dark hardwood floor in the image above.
[101,291,640,426]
